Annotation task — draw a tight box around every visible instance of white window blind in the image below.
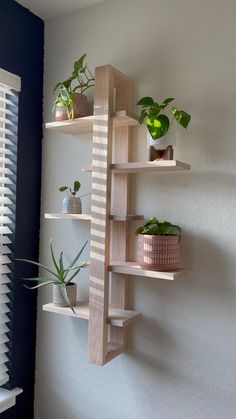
[0,69,22,412]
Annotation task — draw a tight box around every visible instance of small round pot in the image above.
[147,130,176,150]
[53,283,77,307]
[62,196,82,214]
[137,234,180,271]
[54,93,88,121]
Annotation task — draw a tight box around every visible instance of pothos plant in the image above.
[53,53,94,120]
[137,96,191,140]
[17,240,88,314]
[134,216,181,236]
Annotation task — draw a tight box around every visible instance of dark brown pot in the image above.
[54,93,88,121]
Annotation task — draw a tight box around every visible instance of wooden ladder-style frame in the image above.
[88,65,134,365]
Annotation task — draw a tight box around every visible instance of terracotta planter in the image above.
[137,234,180,271]
[54,93,88,121]
[62,196,82,214]
[53,283,77,307]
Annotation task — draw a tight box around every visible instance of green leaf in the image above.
[66,267,81,284]
[147,114,170,139]
[139,109,148,124]
[50,239,60,274]
[53,81,63,94]
[169,225,182,235]
[172,107,191,128]
[67,241,88,270]
[136,97,154,107]
[59,252,64,275]
[144,216,158,227]
[22,277,54,282]
[143,224,159,235]
[73,181,81,193]
[23,280,57,290]
[161,97,175,108]
[60,86,70,102]
[151,103,161,116]
[60,285,76,314]
[74,54,87,73]
[59,186,68,192]
[133,226,145,236]
[16,258,58,278]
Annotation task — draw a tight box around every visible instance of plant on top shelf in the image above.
[53,53,94,121]
[59,180,90,214]
[136,96,191,161]
[17,240,88,313]
[134,217,181,272]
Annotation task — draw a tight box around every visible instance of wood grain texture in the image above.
[43,302,141,327]
[109,261,186,280]
[110,68,134,349]
[88,65,114,365]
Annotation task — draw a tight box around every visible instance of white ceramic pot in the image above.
[62,196,82,214]
[147,130,176,150]
[53,283,77,307]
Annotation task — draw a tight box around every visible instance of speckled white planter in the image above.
[62,196,82,214]
[147,130,176,150]
[53,283,77,307]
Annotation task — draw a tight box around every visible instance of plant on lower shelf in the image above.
[59,180,90,214]
[17,240,88,313]
[53,53,94,120]
[134,217,181,271]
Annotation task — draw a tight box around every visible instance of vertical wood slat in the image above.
[110,74,134,348]
[88,65,114,365]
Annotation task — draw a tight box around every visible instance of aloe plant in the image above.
[137,96,191,140]
[134,217,181,236]
[53,53,94,120]
[17,240,88,313]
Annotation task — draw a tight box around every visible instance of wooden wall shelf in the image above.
[45,213,143,221]
[43,302,141,327]
[45,64,190,366]
[45,110,138,135]
[82,160,191,173]
[109,261,185,280]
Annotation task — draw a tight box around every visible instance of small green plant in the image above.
[134,216,181,236]
[59,180,81,197]
[53,53,94,120]
[136,96,191,140]
[17,240,88,313]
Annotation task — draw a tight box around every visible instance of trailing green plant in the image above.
[59,180,81,197]
[136,96,191,140]
[53,53,94,119]
[134,216,181,236]
[16,240,88,313]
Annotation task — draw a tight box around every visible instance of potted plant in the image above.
[53,53,94,121]
[134,217,181,271]
[59,180,90,214]
[136,96,191,160]
[17,240,88,313]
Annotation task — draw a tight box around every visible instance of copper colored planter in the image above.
[55,93,88,121]
[137,234,180,271]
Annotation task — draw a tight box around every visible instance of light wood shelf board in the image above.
[45,110,138,135]
[45,213,142,221]
[109,261,186,280]
[109,214,144,221]
[104,342,125,364]
[82,160,191,173]
[111,160,191,173]
[43,302,141,327]
[45,213,91,220]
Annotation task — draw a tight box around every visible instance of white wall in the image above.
[35,1,236,418]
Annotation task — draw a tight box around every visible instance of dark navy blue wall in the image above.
[0,1,44,418]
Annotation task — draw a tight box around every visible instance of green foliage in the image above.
[16,240,88,313]
[59,180,81,196]
[136,96,191,140]
[133,217,181,236]
[53,53,94,120]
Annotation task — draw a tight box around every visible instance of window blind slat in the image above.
[0,78,18,390]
